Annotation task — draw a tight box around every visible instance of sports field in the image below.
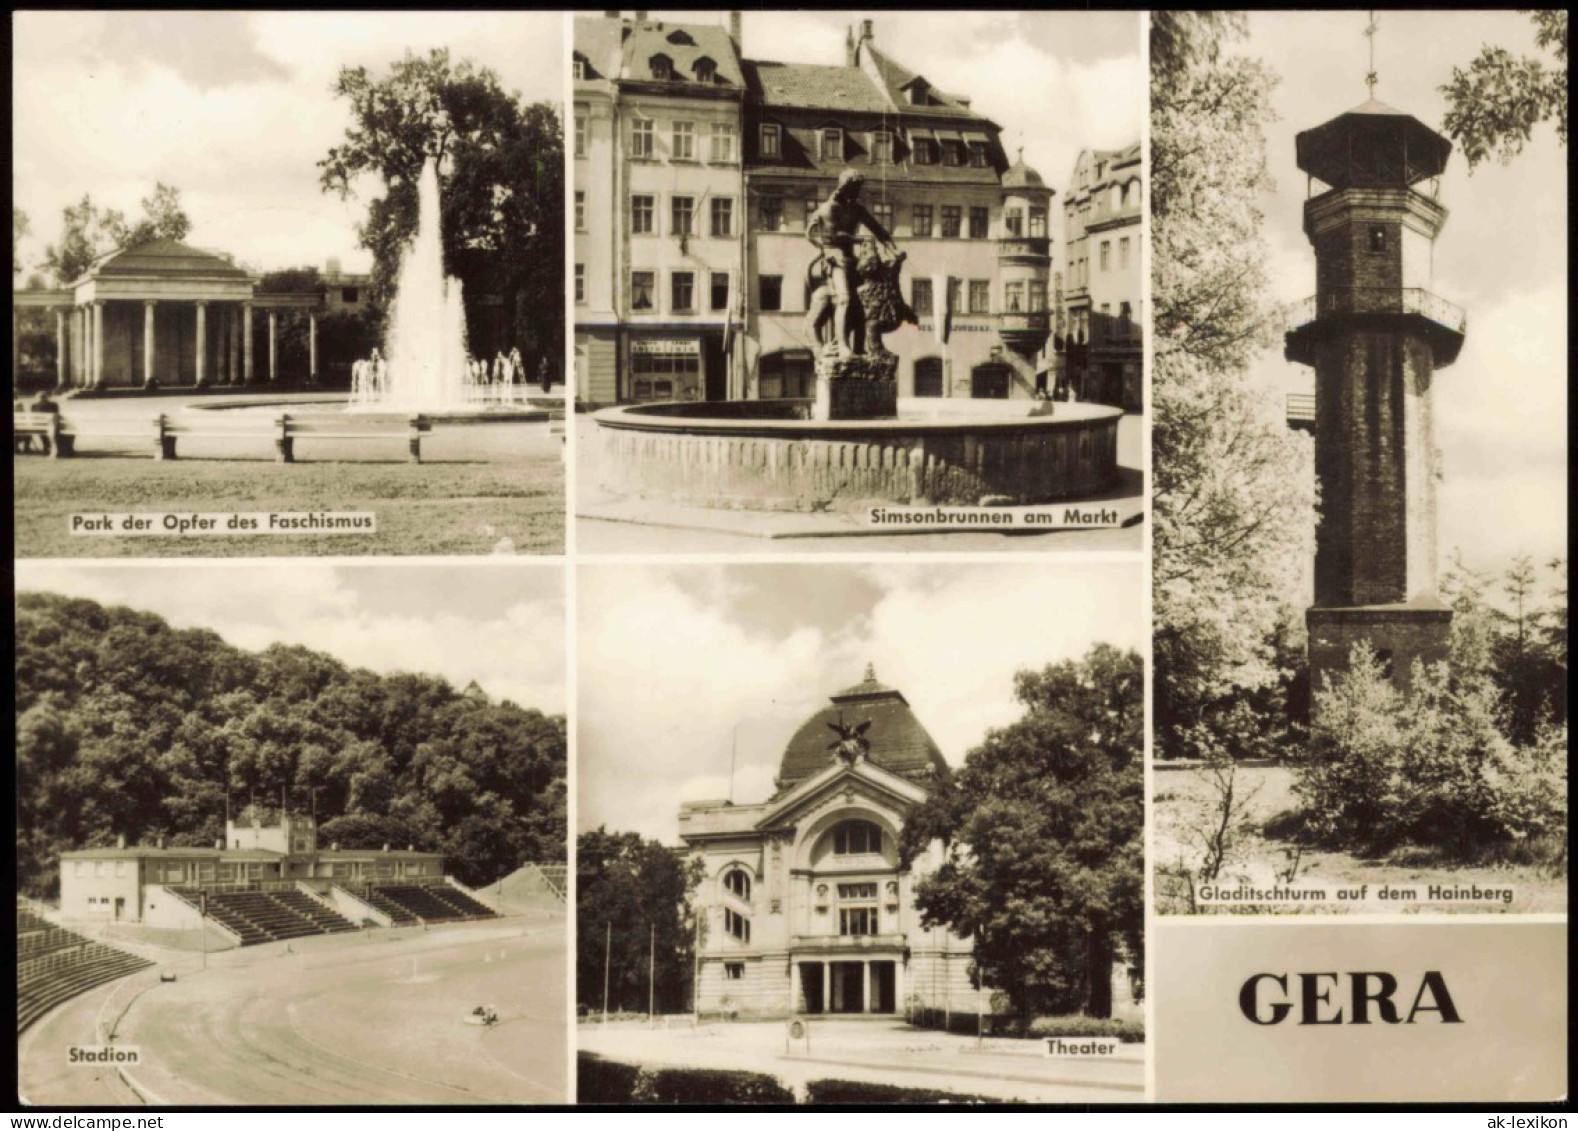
[20,916,567,1106]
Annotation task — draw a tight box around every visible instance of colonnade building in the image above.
[13,240,331,392]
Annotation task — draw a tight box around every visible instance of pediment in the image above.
[755,757,925,834]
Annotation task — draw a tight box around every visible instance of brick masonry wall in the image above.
[1307,606,1452,712]
[597,416,1119,511]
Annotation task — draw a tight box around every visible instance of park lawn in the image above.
[14,453,565,557]
[1153,763,1567,915]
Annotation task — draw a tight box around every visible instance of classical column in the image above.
[55,308,68,390]
[822,961,831,1013]
[142,301,157,387]
[226,306,239,385]
[242,302,254,384]
[91,302,105,388]
[194,302,208,387]
[308,312,318,380]
[267,310,278,382]
[862,960,872,1014]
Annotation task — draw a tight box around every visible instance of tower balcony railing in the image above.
[1284,288,1467,335]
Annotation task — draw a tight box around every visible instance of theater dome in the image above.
[774,664,950,796]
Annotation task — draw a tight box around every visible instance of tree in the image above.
[318,49,564,365]
[576,828,703,1016]
[902,646,1143,1026]
[42,185,193,285]
[1441,11,1567,170]
[14,207,29,277]
[1151,13,1315,760]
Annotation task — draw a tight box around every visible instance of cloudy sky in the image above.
[12,11,563,278]
[654,10,1143,200]
[577,560,1143,842]
[1239,11,1567,573]
[13,561,566,714]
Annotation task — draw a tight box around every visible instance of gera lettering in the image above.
[1239,971,1463,1025]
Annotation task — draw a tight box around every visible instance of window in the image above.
[671,195,695,237]
[942,141,964,167]
[759,275,783,312]
[1119,237,1130,269]
[572,58,586,81]
[724,907,751,943]
[1118,301,1133,339]
[710,197,734,238]
[574,111,588,157]
[1029,207,1047,238]
[837,883,879,937]
[630,271,654,311]
[631,194,655,234]
[630,345,699,400]
[694,57,716,83]
[759,196,783,232]
[832,819,882,855]
[912,137,938,165]
[872,130,893,164]
[1029,280,1047,312]
[631,118,654,158]
[710,122,737,163]
[574,190,585,231]
[968,279,990,314]
[969,206,988,239]
[1004,209,1023,237]
[1099,241,1111,271]
[672,121,695,160]
[911,278,932,317]
[1005,281,1024,312]
[912,204,933,238]
[649,54,673,80]
[871,201,894,232]
[914,356,943,397]
[671,271,695,313]
[725,962,745,980]
[341,287,359,303]
[1369,225,1387,252]
[724,869,751,901]
[820,127,843,161]
[710,272,730,312]
[940,206,961,238]
[760,123,781,159]
[968,141,989,168]
[759,351,812,397]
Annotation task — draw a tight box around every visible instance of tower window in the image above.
[1369,226,1387,252]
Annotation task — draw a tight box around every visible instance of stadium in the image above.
[18,807,568,1105]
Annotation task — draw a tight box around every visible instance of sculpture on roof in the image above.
[826,714,872,767]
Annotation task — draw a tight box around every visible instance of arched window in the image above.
[724,869,751,902]
[831,819,883,856]
[913,357,943,397]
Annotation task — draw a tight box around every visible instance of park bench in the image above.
[13,410,432,463]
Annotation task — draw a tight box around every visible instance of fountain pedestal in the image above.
[811,345,898,422]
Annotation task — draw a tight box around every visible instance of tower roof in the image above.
[1002,149,1048,190]
[86,240,250,284]
[775,665,949,795]
[1295,101,1452,188]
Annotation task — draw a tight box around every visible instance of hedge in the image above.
[806,1079,996,1105]
[577,1054,794,1105]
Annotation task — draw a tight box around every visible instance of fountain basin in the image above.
[188,396,557,424]
[593,399,1122,512]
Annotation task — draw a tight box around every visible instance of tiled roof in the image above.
[92,240,250,281]
[573,16,625,82]
[776,669,949,794]
[620,19,744,87]
[864,44,990,122]
[745,60,891,114]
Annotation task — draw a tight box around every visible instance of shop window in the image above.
[630,345,698,401]
[913,357,943,397]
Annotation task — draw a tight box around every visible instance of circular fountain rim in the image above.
[593,398,1123,438]
[187,395,556,423]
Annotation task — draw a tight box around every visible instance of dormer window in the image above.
[872,130,893,165]
[820,127,844,162]
[666,29,696,46]
[572,56,586,81]
[760,123,782,159]
[650,53,673,80]
[907,80,929,106]
[693,56,716,83]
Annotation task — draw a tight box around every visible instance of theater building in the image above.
[679,667,989,1017]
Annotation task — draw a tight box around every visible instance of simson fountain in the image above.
[592,169,1122,512]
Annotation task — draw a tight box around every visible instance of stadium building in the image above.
[58,805,497,946]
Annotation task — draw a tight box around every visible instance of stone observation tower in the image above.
[1284,91,1467,702]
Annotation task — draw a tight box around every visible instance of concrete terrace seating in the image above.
[17,906,55,934]
[17,934,153,1032]
[12,409,433,463]
[169,888,357,947]
[535,865,569,902]
[345,885,421,927]
[19,926,89,961]
[368,883,498,924]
